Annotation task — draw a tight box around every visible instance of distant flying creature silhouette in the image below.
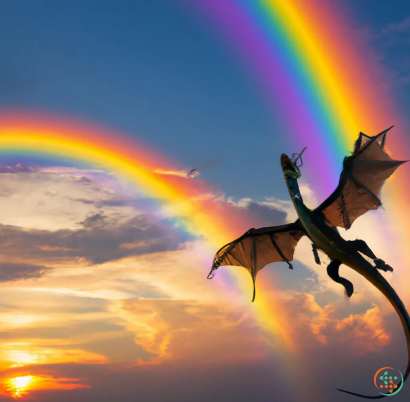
[208,127,409,399]
[187,168,199,178]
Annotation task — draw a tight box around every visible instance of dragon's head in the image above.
[281,147,307,180]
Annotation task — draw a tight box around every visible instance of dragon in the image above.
[207,127,409,398]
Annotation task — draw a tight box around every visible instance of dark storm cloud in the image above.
[0,213,192,265]
[0,262,48,282]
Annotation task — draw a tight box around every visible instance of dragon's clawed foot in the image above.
[374,258,394,272]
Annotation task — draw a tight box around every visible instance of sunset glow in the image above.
[2,375,90,399]
[5,376,33,398]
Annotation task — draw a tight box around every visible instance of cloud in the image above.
[0,291,395,401]
[0,215,191,265]
[0,164,34,174]
[0,263,48,282]
[0,162,404,401]
[0,358,297,402]
[260,180,317,222]
[76,334,156,364]
[282,293,390,354]
[80,212,106,228]
[244,201,287,224]
[115,299,266,364]
[0,166,200,265]
[0,320,123,341]
[216,196,288,233]
[0,168,141,230]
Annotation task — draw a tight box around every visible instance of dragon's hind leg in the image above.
[349,239,393,272]
[349,239,376,259]
[327,259,354,297]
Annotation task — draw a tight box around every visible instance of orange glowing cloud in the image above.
[114,299,267,365]
[284,293,391,353]
[0,345,108,371]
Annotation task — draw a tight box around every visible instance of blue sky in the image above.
[1,0,409,200]
[347,1,410,117]
[0,0,283,199]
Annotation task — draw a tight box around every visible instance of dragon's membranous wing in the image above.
[314,127,406,230]
[208,221,304,301]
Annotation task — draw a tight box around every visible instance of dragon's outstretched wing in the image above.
[314,127,407,230]
[208,221,304,301]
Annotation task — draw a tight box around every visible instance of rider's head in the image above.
[281,147,307,180]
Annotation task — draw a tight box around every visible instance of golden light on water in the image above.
[7,376,34,398]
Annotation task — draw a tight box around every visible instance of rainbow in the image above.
[186,0,410,294]
[0,112,294,353]
[1,1,409,387]
[0,112,228,243]
[183,2,410,391]
[188,0,409,193]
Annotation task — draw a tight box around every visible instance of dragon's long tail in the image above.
[337,271,410,399]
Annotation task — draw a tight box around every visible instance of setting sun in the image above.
[1,375,90,399]
[6,376,33,398]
